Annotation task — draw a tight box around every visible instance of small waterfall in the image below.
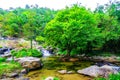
[41,48,51,57]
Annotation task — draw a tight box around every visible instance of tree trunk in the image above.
[30,38,33,49]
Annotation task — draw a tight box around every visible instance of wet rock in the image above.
[77,65,120,77]
[21,69,27,74]
[18,77,30,80]
[1,53,11,58]
[95,61,116,67]
[67,71,74,74]
[15,57,42,70]
[6,73,18,78]
[58,70,73,74]
[58,70,67,74]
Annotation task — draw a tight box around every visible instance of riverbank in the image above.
[0,39,120,80]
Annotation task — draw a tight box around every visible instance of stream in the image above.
[25,57,93,80]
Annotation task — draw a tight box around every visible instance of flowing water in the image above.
[25,57,94,80]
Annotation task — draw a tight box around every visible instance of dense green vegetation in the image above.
[45,1,120,56]
[96,73,120,80]
[0,1,120,56]
[0,57,6,62]
[0,61,22,76]
[11,48,42,58]
[0,6,57,49]
[45,5,99,56]
[0,1,120,80]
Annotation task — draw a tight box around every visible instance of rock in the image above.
[69,58,79,62]
[15,57,42,70]
[77,65,99,77]
[58,70,73,74]
[77,65,119,77]
[10,73,18,78]
[6,73,18,78]
[1,53,11,58]
[58,70,67,74]
[0,47,12,55]
[95,61,116,67]
[45,77,54,80]
[6,57,13,62]
[21,69,27,74]
[17,77,30,80]
[1,78,14,80]
[67,71,74,74]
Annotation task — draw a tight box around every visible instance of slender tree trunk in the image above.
[30,38,33,49]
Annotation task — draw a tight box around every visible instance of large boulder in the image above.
[77,65,120,77]
[15,57,42,70]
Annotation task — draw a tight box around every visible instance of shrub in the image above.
[11,48,42,58]
[0,57,6,63]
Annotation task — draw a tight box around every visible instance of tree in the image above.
[44,5,99,56]
[95,1,120,53]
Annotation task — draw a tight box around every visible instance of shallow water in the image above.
[25,57,94,80]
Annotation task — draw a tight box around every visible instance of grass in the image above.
[0,61,22,76]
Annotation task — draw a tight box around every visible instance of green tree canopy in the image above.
[44,5,100,56]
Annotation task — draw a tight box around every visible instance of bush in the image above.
[0,57,6,63]
[11,48,42,58]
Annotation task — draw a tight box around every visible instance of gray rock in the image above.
[67,71,74,74]
[1,78,14,80]
[21,69,27,74]
[15,57,42,70]
[58,70,67,74]
[77,65,99,77]
[7,73,18,78]
[77,65,119,77]
[17,77,30,80]
[58,70,73,74]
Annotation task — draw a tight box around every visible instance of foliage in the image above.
[95,0,120,53]
[44,5,100,56]
[1,7,57,37]
[0,57,6,63]
[0,2,120,56]
[95,73,120,80]
[0,61,22,76]
[11,48,42,58]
